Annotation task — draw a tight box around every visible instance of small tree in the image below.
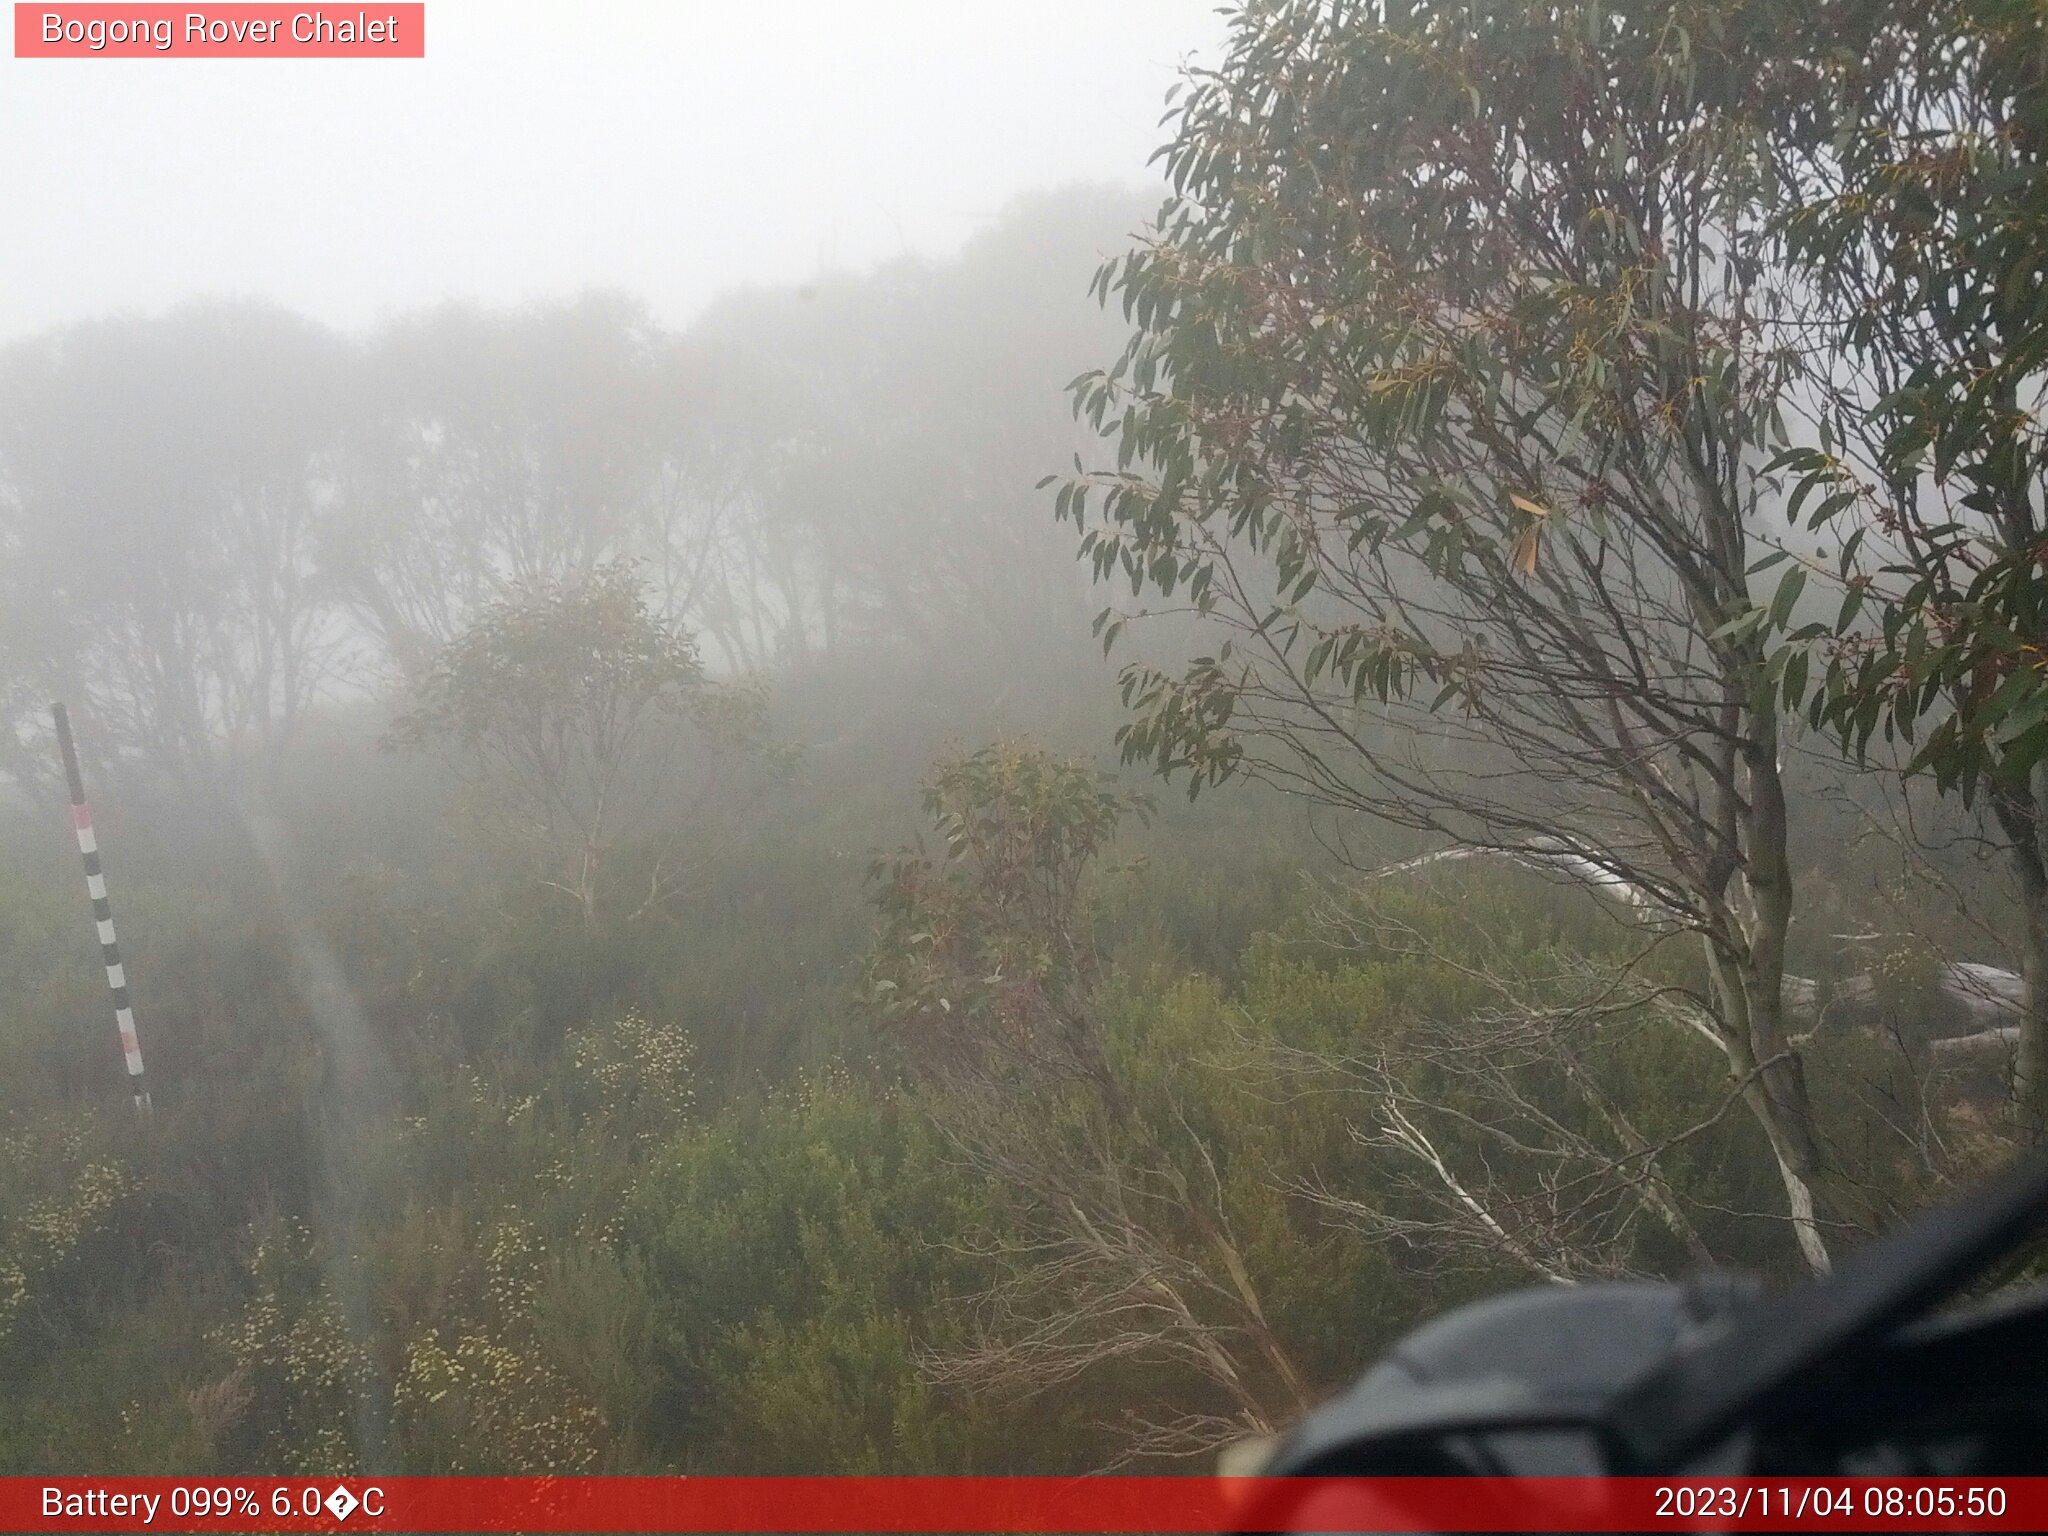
[386,561,760,927]
[864,743,1140,1099]
[863,744,1316,1460]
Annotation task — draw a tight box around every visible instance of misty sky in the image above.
[0,1,1226,342]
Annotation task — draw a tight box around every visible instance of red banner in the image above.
[3,1476,2044,1533]
[13,5,424,57]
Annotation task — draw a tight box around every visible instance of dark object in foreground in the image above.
[1258,1153,2048,1484]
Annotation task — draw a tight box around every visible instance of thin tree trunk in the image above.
[1987,780,2048,1143]
[2013,867,2048,1143]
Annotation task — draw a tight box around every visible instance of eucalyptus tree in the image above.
[328,296,673,680]
[1771,0,2048,1138]
[329,294,844,682]
[677,188,1147,674]
[0,303,350,797]
[1056,0,1862,1268]
[640,337,815,673]
[384,562,764,929]
[862,744,1317,1456]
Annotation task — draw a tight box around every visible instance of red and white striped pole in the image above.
[51,703,151,1112]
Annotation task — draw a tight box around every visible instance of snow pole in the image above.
[51,703,151,1112]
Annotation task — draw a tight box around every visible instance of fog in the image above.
[1,1,1224,340]
[2,0,2042,1488]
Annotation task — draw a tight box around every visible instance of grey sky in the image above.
[0,1,1226,342]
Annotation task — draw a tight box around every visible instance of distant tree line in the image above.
[0,187,1143,803]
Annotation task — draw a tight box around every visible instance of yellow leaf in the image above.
[1510,493,1551,518]
[1510,522,1543,576]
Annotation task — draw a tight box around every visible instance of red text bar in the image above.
[5,1477,2045,1533]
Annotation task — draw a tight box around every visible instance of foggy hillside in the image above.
[4,0,2046,1483]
